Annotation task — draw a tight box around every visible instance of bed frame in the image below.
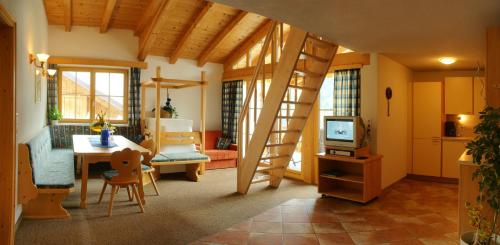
[140,66,208,179]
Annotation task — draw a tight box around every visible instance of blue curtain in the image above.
[222,80,243,143]
[333,69,361,116]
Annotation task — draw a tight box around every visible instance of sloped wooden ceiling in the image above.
[43,0,269,66]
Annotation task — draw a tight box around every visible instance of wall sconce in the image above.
[29,53,56,78]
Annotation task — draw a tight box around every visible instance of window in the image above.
[58,68,128,123]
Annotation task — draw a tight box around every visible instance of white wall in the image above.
[360,53,379,153]
[48,27,223,131]
[0,0,49,222]
[376,55,413,188]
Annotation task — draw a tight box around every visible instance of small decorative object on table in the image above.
[49,106,62,125]
[100,124,110,146]
[90,111,116,133]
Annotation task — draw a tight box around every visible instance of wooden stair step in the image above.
[266,142,296,147]
[288,85,317,92]
[301,51,329,63]
[256,166,285,173]
[282,101,312,106]
[276,116,307,120]
[307,35,336,49]
[294,68,322,78]
[260,154,290,161]
[270,129,302,134]
[251,174,270,184]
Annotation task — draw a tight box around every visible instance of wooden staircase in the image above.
[237,24,338,194]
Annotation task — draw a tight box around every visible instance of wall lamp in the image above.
[29,53,56,77]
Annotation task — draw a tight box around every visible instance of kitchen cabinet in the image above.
[442,139,468,178]
[413,138,442,176]
[412,82,442,176]
[474,77,486,113]
[445,77,473,115]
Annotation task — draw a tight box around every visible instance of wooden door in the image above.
[0,4,16,245]
[444,77,473,115]
[442,140,467,178]
[413,138,441,176]
[413,82,442,139]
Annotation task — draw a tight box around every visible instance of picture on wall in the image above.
[35,68,42,104]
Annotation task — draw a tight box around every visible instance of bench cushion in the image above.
[27,127,75,189]
[151,152,210,163]
[34,149,75,189]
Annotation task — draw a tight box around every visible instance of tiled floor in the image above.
[192,179,459,245]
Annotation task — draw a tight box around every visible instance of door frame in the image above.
[0,3,16,245]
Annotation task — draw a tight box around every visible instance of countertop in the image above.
[442,136,474,141]
[459,150,474,166]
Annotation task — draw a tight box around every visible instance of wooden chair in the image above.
[140,139,160,196]
[98,148,144,217]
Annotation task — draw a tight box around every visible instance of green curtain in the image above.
[333,69,361,116]
[222,80,243,143]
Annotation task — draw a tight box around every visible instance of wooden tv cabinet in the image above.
[317,154,382,203]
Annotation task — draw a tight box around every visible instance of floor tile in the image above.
[248,233,283,245]
[341,221,375,232]
[284,223,314,234]
[283,234,319,245]
[251,222,283,234]
[199,230,250,245]
[316,233,355,245]
[348,228,415,244]
[227,220,252,232]
[312,222,345,234]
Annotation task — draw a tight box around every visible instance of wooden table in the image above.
[73,135,150,209]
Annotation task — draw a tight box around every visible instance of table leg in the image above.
[80,158,89,209]
[138,171,146,205]
[77,156,82,175]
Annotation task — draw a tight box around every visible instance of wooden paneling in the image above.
[0,4,15,244]
[99,0,117,33]
[138,0,176,60]
[48,56,148,69]
[64,0,72,31]
[487,27,500,107]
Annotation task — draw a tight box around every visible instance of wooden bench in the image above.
[18,127,75,219]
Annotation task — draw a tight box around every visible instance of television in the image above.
[324,116,364,149]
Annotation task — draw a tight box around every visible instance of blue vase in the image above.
[101,128,110,146]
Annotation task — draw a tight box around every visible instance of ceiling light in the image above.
[439,57,456,65]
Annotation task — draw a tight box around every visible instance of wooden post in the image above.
[155,66,161,151]
[200,71,207,175]
[487,27,500,107]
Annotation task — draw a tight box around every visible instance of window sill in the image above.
[52,123,130,127]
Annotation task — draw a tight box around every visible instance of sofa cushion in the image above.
[34,149,75,189]
[205,131,222,150]
[205,150,238,161]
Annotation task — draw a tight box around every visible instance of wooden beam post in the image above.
[169,1,213,64]
[100,0,117,33]
[63,0,72,32]
[138,0,176,61]
[487,27,500,108]
[135,0,161,36]
[155,66,162,151]
[224,20,273,70]
[199,71,207,174]
[197,11,248,67]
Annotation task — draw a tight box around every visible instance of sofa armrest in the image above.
[229,144,238,151]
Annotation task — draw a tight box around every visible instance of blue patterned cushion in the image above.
[142,164,152,171]
[151,152,210,163]
[27,128,75,189]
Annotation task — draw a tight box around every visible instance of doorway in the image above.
[0,3,16,245]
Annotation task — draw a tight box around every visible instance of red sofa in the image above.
[204,131,238,170]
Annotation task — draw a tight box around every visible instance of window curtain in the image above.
[128,67,141,138]
[222,80,243,143]
[333,69,361,116]
[47,64,58,123]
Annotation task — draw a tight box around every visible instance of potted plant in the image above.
[152,97,178,118]
[90,111,116,133]
[463,106,500,244]
[49,106,62,125]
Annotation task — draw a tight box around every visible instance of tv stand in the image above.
[317,153,382,203]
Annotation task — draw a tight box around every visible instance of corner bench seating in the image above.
[18,127,75,219]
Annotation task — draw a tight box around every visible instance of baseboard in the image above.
[15,215,22,233]
[406,174,458,184]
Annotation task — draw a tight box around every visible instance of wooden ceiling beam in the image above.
[63,0,72,32]
[223,20,273,69]
[100,0,118,33]
[197,10,248,67]
[137,0,176,61]
[169,1,214,64]
[135,0,161,36]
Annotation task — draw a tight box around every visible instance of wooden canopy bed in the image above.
[140,66,209,181]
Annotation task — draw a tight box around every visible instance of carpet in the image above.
[15,168,318,245]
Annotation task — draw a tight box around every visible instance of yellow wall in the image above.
[376,55,413,188]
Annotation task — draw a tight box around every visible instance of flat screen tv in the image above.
[324,116,363,149]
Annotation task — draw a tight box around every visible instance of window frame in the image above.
[57,67,129,124]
